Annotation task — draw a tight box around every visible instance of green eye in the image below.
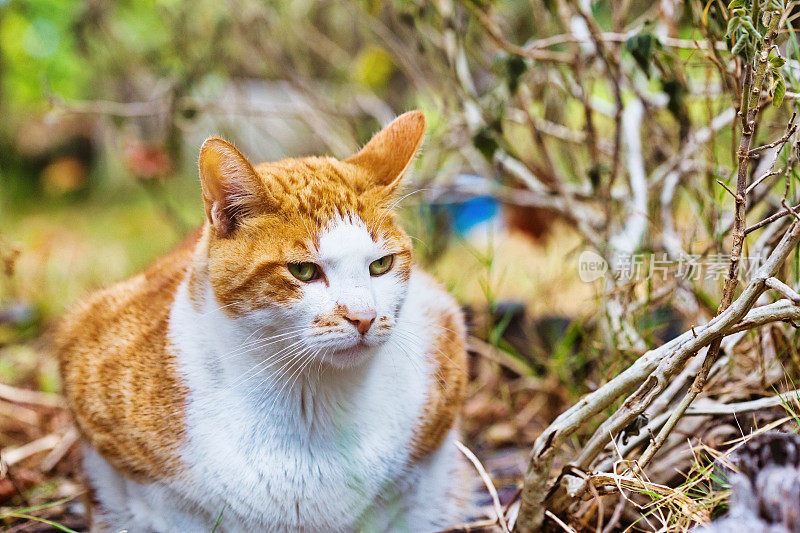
[288,262,319,282]
[369,255,394,276]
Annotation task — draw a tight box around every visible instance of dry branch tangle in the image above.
[508,3,798,529]
[420,1,800,530]
[624,9,786,472]
[515,221,800,532]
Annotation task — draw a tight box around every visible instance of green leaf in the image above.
[2,514,79,533]
[727,0,744,8]
[0,498,75,517]
[725,16,741,38]
[472,127,499,161]
[739,16,761,40]
[502,54,528,93]
[626,32,655,76]
[770,55,787,68]
[212,505,226,533]
[731,33,749,55]
[773,76,786,107]
[765,0,784,12]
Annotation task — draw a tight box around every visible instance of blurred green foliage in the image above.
[1,0,84,112]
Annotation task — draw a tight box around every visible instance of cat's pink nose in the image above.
[344,309,377,335]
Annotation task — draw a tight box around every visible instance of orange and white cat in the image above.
[56,111,468,532]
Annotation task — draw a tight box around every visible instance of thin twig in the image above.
[565,0,623,187]
[747,115,797,156]
[745,202,800,234]
[568,467,604,532]
[522,32,726,52]
[683,390,800,416]
[517,219,800,530]
[544,510,578,533]
[1,434,61,466]
[745,169,782,195]
[716,179,743,201]
[455,440,509,533]
[39,428,80,473]
[0,383,64,408]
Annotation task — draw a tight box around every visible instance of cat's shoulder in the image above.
[55,228,202,482]
[406,267,468,463]
[408,268,461,314]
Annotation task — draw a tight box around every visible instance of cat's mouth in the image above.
[334,334,373,352]
[308,326,389,350]
[306,331,387,366]
[355,335,369,346]
[315,340,376,368]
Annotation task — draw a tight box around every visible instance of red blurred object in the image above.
[505,204,557,241]
[123,142,172,179]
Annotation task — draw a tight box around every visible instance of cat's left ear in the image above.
[345,110,426,192]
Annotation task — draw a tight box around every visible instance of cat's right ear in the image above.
[199,137,263,237]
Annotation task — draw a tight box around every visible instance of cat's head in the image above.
[196,111,425,367]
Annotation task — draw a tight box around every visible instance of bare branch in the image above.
[522,32,726,53]
[765,277,800,304]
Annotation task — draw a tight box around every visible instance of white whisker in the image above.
[369,188,427,235]
[234,337,308,388]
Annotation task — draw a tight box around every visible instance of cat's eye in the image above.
[288,262,320,282]
[369,255,394,276]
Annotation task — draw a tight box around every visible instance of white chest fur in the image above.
[161,270,440,531]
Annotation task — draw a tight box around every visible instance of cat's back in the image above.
[55,229,200,481]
